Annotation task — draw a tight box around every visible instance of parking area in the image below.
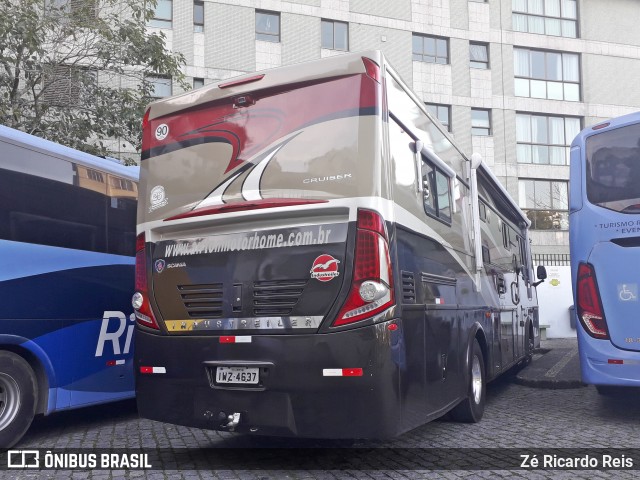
[9,369,640,479]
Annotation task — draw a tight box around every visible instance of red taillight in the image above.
[141,108,151,154]
[333,209,394,327]
[576,262,609,339]
[362,57,381,84]
[134,233,159,330]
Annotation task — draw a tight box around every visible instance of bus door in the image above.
[497,222,520,368]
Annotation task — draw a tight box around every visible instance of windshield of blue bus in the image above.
[586,122,640,213]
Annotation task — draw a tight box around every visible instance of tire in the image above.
[596,385,622,397]
[450,340,485,423]
[0,351,38,448]
[524,326,534,366]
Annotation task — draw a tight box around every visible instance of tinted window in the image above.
[422,158,452,224]
[107,174,138,256]
[586,123,640,213]
[0,163,107,252]
[0,146,137,255]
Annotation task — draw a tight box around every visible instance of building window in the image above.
[516,113,581,165]
[514,48,580,102]
[425,103,451,132]
[518,179,568,230]
[412,34,449,64]
[149,0,172,28]
[194,1,204,32]
[148,76,172,99]
[470,42,489,69]
[87,169,104,183]
[471,109,491,136]
[321,20,348,51]
[110,176,134,191]
[513,0,578,38]
[256,10,280,42]
[193,77,204,89]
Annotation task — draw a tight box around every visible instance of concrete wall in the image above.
[535,265,576,338]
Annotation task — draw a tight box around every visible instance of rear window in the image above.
[586,123,640,213]
[140,75,380,223]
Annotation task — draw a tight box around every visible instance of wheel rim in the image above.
[0,373,21,431]
[471,354,483,404]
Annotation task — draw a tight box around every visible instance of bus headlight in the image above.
[132,292,144,310]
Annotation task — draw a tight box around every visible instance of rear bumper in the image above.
[135,320,403,439]
[577,327,640,387]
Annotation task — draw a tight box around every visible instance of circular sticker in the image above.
[310,254,341,282]
[155,123,169,140]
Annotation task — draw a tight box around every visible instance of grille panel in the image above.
[401,271,416,304]
[253,280,307,316]
[178,283,223,318]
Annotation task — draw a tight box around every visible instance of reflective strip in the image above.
[220,336,252,343]
[140,366,166,374]
[323,368,363,377]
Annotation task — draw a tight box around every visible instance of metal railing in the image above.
[532,253,570,266]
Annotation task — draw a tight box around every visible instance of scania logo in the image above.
[310,254,340,282]
[154,259,166,273]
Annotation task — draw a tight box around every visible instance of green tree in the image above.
[0,0,187,162]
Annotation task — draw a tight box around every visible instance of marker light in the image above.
[576,262,609,339]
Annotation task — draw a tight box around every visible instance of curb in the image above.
[514,347,586,390]
[514,375,586,389]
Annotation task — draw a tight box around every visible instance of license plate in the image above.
[215,366,259,384]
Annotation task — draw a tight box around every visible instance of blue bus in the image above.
[570,112,640,393]
[0,125,138,446]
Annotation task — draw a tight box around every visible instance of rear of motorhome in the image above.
[134,51,542,438]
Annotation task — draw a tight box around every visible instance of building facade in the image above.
[147,0,640,254]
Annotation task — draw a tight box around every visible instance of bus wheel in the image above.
[596,385,623,396]
[451,340,485,423]
[524,327,534,365]
[0,351,37,448]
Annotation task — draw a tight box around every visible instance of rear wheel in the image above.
[450,340,485,423]
[524,326,534,365]
[0,351,37,448]
[596,385,623,396]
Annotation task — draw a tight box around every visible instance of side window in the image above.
[502,222,510,249]
[422,157,452,224]
[479,202,487,222]
[107,174,138,256]
[0,160,108,253]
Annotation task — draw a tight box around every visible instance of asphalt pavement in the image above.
[516,336,584,389]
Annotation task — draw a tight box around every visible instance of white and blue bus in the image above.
[570,113,640,393]
[0,125,138,446]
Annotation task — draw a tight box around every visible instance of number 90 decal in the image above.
[155,124,169,140]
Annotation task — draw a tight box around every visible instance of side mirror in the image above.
[537,265,547,280]
[533,265,547,287]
